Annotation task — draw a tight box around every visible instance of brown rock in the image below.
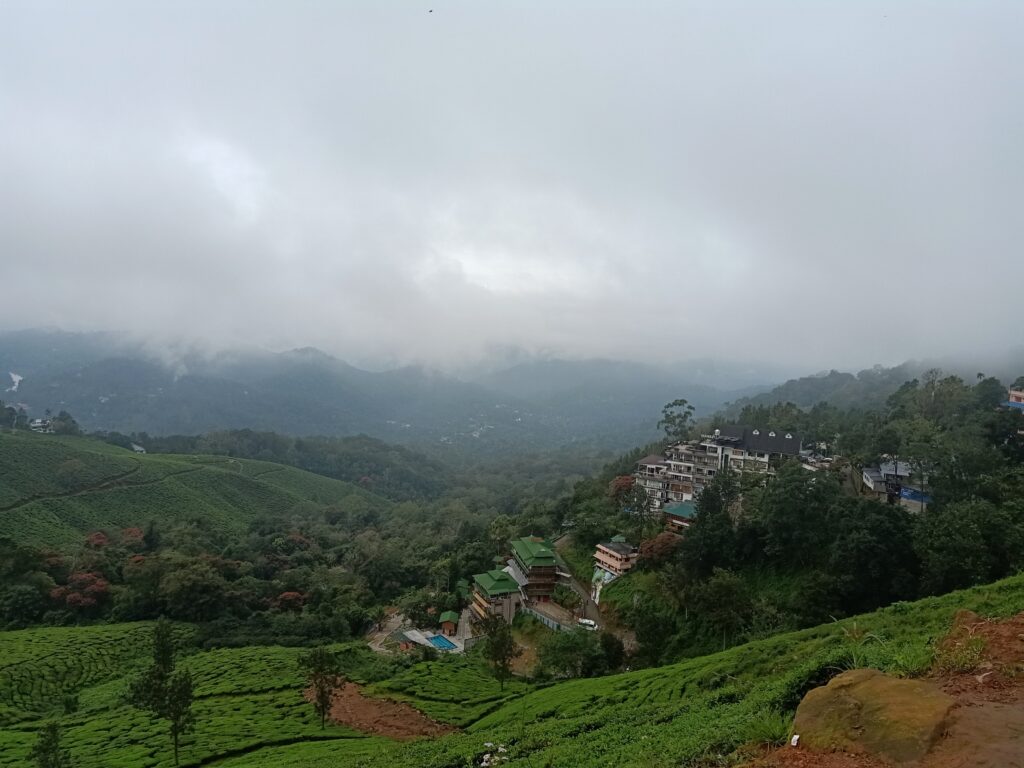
[792,668,954,764]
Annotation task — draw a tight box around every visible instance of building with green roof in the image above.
[471,569,521,623]
[664,501,696,532]
[510,537,556,568]
[508,536,558,602]
[439,610,460,635]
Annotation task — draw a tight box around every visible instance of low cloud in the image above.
[1,1,1021,370]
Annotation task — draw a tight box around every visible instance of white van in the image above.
[577,618,598,631]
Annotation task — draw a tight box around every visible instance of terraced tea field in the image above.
[347,572,1024,768]
[4,575,1024,767]
[0,625,415,768]
[367,657,531,726]
[0,432,387,548]
[0,623,194,726]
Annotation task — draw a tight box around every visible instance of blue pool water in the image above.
[428,635,457,650]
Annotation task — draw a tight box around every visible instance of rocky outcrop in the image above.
[792,669,954,764]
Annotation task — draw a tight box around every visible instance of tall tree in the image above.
[127,619,194,766]
[686,568,753,648]
[165,671,195,767]
[538,628,605,678]
[620,484,658,542]
[298,646,343,729]
[29,723,74,768]
[680,471,740,578]
[127,618,174,711]
[479,615,521,691]
[658,399,695,442]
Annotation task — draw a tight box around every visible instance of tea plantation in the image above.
[366,656,531,727]
[0,624,421,767]
[0,432,386,549]
[2,574,1021,767]
[349,572,1024,768]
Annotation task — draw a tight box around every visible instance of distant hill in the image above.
[719,354,1024,418]
[0,431,389,549]
[140,430,454,502]
[719,364,919,415]
[0,330,759,455]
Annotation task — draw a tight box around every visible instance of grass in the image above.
[0,626,410,768]
[3,534,1024,766]
[0,623,194,727]
[341,571,1024,768]
[366,655,531,727]
[0,432,387,549]
[215,737,396,767]
[3,574,1024,767]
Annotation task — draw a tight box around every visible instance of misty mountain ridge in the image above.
[3,329,1019,454]
[0,329,762,454]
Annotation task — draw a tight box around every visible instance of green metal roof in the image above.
[473,569,519,597]
[510,537,556,568]
[664,501,697,519]
[439,610,459,624]
[611,534,627,543]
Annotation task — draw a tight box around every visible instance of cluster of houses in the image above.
[435,393,1024,642]
[468,532,644,622]
[635,425,804,510]
[633,420,942,517]
[470,536,561,625]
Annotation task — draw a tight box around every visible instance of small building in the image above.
[388,629,419,652]
[471,569,521,623]
[862,460,930,510]
[663,500,697,532]
[861,466,886,496]
[591,534,638,604]
[507,537,558,602]
[1006,387,1024,409]
[130,443,146,454]
[29,418,53,434]
[439,610,459,636]
[594,535,638,578]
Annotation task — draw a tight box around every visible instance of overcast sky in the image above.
[2,1,1021,371]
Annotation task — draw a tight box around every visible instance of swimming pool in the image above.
[428,634,457,651]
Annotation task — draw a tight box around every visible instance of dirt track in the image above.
[318,682,457,741]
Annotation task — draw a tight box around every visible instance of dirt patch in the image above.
[747,611,1024,768]
[311,682,457,740]
[744,748,889,768]
[922,688,1024,768]
[938,610,1024,676]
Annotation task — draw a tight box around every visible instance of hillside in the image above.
[720,364,922,415]
[721,353,1024,417]
[0,431,387,550]
[1,573,1023,767]
[0,329,752,456]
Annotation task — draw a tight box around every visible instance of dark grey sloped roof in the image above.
[717,425,801,456]
[880,461,912,478]
[599,541,635,556]
[637,454,668,466]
